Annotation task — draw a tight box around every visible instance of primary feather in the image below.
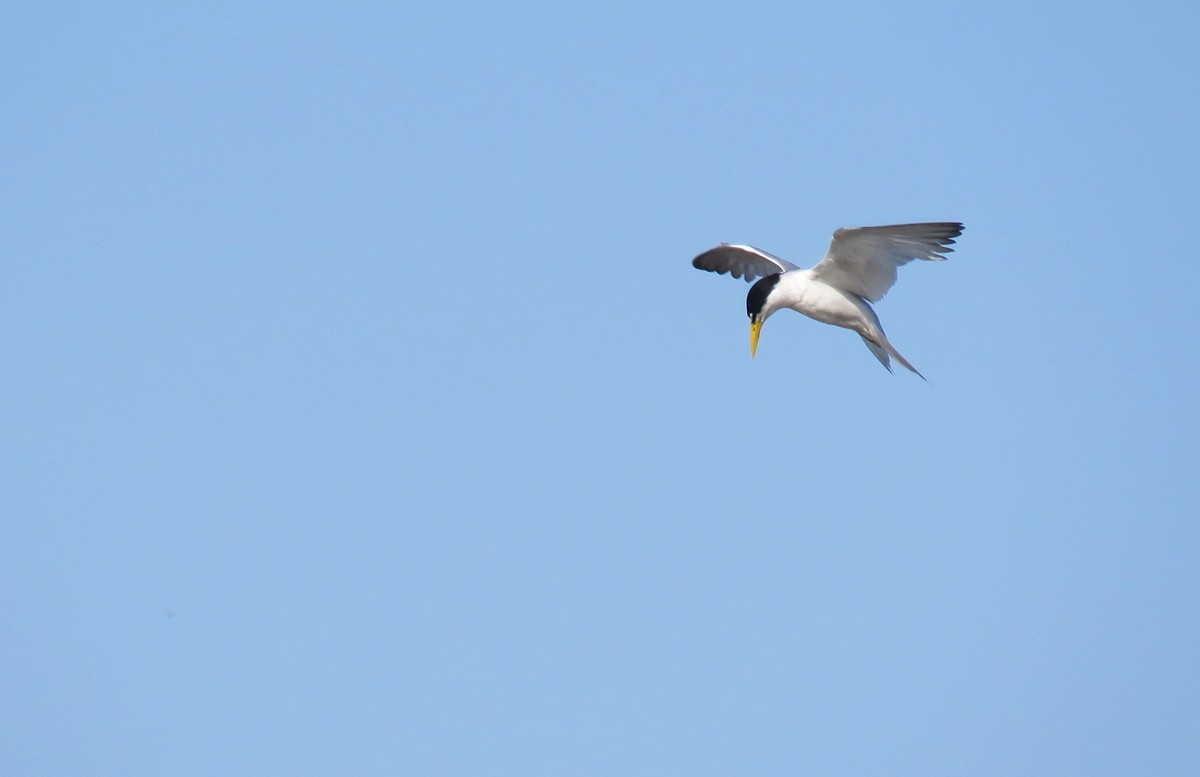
[691,244,800,282]
[811,222,962,302]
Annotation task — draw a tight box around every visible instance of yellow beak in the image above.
[749,319,762,358]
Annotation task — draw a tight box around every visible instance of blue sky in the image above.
[4,2,1198,774]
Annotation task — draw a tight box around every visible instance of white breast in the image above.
[774,271,877,332]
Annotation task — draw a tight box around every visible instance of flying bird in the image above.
[692,222,964,378]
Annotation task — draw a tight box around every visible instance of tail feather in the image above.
[860,334,926,381]
[860,336,893,373]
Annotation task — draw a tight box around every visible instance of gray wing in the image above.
[691,243,800,283]
[810,222,963,302]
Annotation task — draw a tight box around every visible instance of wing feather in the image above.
[810,222,963,302]
[692,243,800,283]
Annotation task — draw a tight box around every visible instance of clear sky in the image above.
[4,2,1198,775]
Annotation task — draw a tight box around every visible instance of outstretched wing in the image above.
[810,222,963,302]
[692,243,800,283]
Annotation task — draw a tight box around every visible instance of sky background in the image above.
[4,2,1199,775]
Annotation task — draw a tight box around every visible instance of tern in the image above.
[692,222,964,378]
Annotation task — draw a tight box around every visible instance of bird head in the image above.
[746,273,782,358]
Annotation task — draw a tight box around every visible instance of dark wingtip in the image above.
[935,222,964,251]
[691,246,718,270]
[692,246,732,275]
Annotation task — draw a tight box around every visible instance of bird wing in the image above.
[810,222,963,302]
[692,243,801,283]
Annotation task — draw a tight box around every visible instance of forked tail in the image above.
[859,334,926,381]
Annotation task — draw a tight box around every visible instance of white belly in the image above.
[776,272,874,333]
